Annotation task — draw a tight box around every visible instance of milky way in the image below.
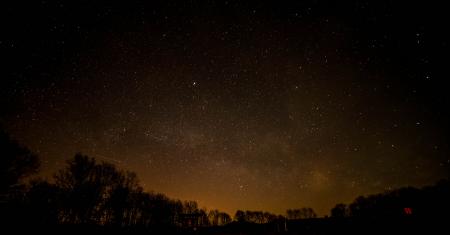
[2,1,449,215]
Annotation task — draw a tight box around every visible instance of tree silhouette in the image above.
[53,154,147,225]
[0,131,40,226]
[2,135,449,233]
[330,203,348,218]
[208,209,220,226]
[219,212,232,225]
[329,179,450,221]
[55,153,104,223]
[105,171,141,226]
[231,210,278,224]
[286,208,317,219]
[234,210,245,222]
[0,131,39,199]
[26,180,61,224]
[208,209,231,226]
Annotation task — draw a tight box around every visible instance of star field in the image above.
[1,1,449,216]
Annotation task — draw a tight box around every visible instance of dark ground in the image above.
[5,217,447,235]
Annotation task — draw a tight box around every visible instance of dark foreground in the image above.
[5,216,448,235]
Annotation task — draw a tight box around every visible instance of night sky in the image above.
[1,1,449,216]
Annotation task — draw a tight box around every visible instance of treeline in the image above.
[230,208,317,225]
[0,131,310,229]
[286,208,317,219]
[330,179,450,219]
[1,151,312,228]
[234,210,279,224]
[4,153,236,227]
[0,131,234,228]
[2,130,450,232]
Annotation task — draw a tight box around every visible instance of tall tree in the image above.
[0,131,39,198]
[234,210,245,222]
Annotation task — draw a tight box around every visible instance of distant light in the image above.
[404,207,412,215]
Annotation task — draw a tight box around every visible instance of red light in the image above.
[404,207,412,215]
